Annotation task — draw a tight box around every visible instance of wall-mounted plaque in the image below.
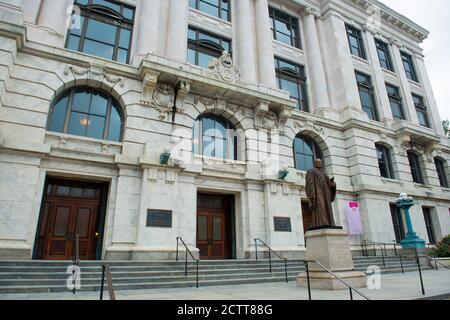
[274,217,292,232]
[146,210,172,228]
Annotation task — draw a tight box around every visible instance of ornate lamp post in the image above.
[396,193,425,249]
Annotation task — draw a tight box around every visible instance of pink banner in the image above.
[346,201,363,235]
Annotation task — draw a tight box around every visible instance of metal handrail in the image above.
[304,260,370,300]
[254,238,288,283]
[176,237,200,288]
[100,264,116,300]
[71,234,80,294]
[424,255,450,270]
[362,240,386,266]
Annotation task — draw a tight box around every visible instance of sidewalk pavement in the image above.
[0,269,449,300]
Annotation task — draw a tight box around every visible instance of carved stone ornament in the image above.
[64,65,124,87]
[207,51,240,84]
[150,83,175,120]
[262,111,279,131]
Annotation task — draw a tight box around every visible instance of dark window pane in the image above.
[67,35,80,51]
[199,1,219,17]
[83,39,114,60]
[86,115,105,139]
[72,90,90,113]
[276,32,292,46]
[85,19,117,45]
[49,96,69,133]
[119,28,131,48]
[117,48,128,64]
[123,7,134,20]
[280,79,299,98]
[92,0,121,14]
[198,52,213,68]
[90,93,108,116]
[68,111,87,136]
[188,48,196,64]
[108,106,122,142]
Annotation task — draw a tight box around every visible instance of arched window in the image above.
[434,157,449,188]
[407,150,424,184]
[376,143,395,179]
[294,134,322,171]
[193,115,237,160]
[47,87,123,142]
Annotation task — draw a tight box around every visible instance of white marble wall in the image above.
[0,0,448,260]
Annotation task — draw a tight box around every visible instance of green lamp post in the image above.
[396,193,425,249]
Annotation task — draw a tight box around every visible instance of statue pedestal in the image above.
[297,228,366,290]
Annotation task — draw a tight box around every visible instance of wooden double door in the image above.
[197,194,233,260]
[35,179,106,260]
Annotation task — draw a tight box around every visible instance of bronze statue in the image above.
[305,159,337,229]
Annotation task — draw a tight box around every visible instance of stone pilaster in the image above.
[301,8,330,112]
[37,0,72,35]
[254,0,277,87]
[234,0,257,83]
[165,0,188,62]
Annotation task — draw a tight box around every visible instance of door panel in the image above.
[37,179,104,260]
[196,194,232,260]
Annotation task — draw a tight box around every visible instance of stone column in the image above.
[235,0,257,83]
[37,0,72,35]
[301,8,330,112]
[389,39,420,125]
[254,0,276,87]
[165,0,188,62]
[131,0,161,61]
[413,53,446,137]
[362,27,392,122]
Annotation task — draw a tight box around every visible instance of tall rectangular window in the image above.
[423,207,436,244]
[390,204,405,243]
[407,150,424,184]
[412,94,430,128]
[386,84,405,120]
[346,25,366,59]
[269,7,301,49]
[66,0,135,64]
[187,27,231,68]
[356,72,379,121]
[375,39,394,72]
[435,157,449,188]
[376,143,395,179]
[275,57,309,112]
[401,51,418,82]
[189,0,230,22]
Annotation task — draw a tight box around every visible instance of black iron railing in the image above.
[254,238,288,283]
[304,260,370,300]
[71,234,80,295]
[100,264,116,300]
[176,237,200,288]
[362,240,386,267]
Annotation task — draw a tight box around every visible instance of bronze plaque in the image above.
[274,217,292,232]
[146,210,172,228]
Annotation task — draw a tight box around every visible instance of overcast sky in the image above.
[379,0,450,121]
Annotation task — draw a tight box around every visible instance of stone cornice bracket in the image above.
[150,83,176,120]
[176,78,192,97]
[254,101,270,130]
[140,70,161,105]
[64,65,124,87]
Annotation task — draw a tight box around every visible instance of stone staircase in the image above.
[0,255,431,294]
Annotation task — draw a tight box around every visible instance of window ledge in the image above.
[382,68,397,77]
[193,154,246,166]
[45,131,123,147]
[381,177,404,186]
[188,7,232,27]
[352,55,369,65]
[273,40,305,57]
[407,79,422,87]
[441,187,450,193]
[413,183,433,190]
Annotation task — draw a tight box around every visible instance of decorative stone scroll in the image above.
[144,83,176,120]
[64,65,124,87]
[207,51,240,84]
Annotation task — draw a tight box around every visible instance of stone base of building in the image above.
[296,227,367,290]
[105,248,199,261]
[0,248,31,260]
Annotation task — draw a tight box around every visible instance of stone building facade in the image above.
[0,0,449,261]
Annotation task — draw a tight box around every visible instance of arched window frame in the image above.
[47,86,124,142]
[293,134,323,172]
[193,114,238,161]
